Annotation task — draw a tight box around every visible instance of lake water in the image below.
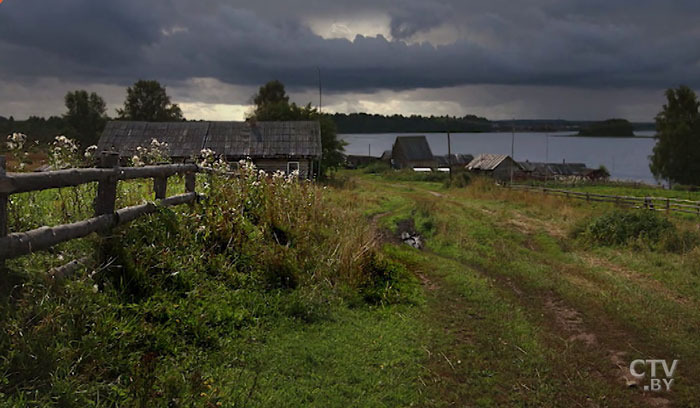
[340,131,659,185]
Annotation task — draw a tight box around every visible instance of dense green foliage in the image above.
[331,112,491,133]
[650,86,700,185]
[251,81,347,174]
[573,209,699,252]
[63,90,109,147]
[0,166,417,407]
[0,90,108,149]
[252,80,289,109]
[578,118,635,137]
[0,116,68,145]
[575,210,674,246]
[117,80,184,122]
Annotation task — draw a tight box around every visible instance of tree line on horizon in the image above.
[0,79,348,173]
[1,81,699,186]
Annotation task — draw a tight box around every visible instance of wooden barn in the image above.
[391,136,437,169]
[97,120,322,178]
[466,154,523,181]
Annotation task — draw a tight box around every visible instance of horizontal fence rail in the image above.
[0,163,198,194]
[510,185,700,216]
[0,152,201,271]
[0,193,197,260]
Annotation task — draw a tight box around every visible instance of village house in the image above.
[518,160,609,181]
[391,136,437,169]
[466,154,523,180]
[97,120,322,178]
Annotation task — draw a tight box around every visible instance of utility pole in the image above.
[510,119,515,185]
[447,131,452,182]
[317,66,322,114]
[545,133,549,186]
[368,144,371,158]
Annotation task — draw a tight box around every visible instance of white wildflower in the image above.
[84,145,98,159]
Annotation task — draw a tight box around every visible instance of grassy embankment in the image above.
[3,163,700,407]
[1,167,423,407]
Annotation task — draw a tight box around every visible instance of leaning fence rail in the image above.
[0,152,200,271]
[510,184,700,216]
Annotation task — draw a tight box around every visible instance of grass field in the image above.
[520,181,700,202]
[2,169,700,407]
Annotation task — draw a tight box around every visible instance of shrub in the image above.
[574,210,697,252]
[384,169,449,183]
[1,159,419,405]
[360,253,419,306]
[443,171,471,188]
[363,161,392,174]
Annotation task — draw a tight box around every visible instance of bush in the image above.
[443,171,471,188]
[0,161,419,406]
[363,161,392,174]
[574,210,698,252]
[384,169,449,183]
[360,253,419,306]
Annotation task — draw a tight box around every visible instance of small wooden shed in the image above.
[97,120,322,178]
[466,154,523,180]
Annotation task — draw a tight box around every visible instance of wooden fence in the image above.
[0,152,201,276]
[510,184,700,216]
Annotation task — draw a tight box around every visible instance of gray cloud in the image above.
[1,0,698,91]
[0,0,697,121]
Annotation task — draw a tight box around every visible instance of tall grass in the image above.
[0,164,411,407]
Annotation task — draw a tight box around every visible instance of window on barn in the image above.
[287,161,300,174]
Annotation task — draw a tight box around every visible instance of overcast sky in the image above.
[1,0,698,122]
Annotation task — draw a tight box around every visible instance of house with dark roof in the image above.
[391,136,437,169]
[466,154,523,180]
[97,120,322,178]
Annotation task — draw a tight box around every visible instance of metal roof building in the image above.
[466,154,522,180]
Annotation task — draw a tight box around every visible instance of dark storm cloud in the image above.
[0,0,698,92]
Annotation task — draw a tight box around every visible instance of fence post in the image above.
[95,152,120,216]
[185,170,197,207]
[95,152,119,270]
[185,172,196,194]
[0,156,7,277]
[154,176,167,200]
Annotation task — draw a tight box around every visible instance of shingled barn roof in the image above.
[97,121,322,159]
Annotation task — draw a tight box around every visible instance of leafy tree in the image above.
[117,80,184,122]
[253,80,289,108]
[64,90,108,147]
[251,81,346,174]
[650,86,700,185]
